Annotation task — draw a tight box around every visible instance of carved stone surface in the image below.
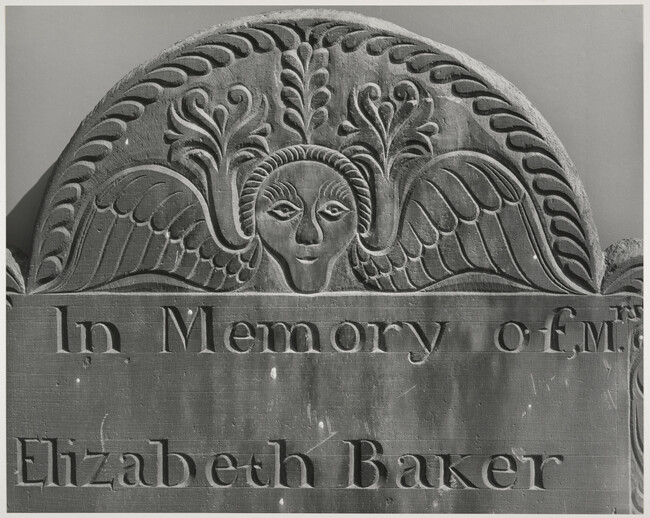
[6,9,642,513]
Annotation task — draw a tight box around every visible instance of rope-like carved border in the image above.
[29,17,600,295]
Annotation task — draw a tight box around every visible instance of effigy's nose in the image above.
[295,212,322,245]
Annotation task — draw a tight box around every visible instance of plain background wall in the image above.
[5,5,643,257]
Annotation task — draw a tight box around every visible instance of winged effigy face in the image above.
[22,11,624,296]
[7,9,643,514]
[245,150,361,293]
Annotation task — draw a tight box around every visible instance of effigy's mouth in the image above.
[296,255,318,264]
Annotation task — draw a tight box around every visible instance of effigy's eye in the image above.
[267,201,301,221]
[318,201,350,221]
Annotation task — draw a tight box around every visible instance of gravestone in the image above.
[6,9,643,513]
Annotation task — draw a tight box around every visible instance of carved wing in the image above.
[49,165,261,292]
[351,151,586,293]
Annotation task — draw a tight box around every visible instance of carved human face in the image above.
[255,161,357,293]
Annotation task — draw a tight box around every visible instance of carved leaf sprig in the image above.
[165,85,270,194]
[339,80,438,180]
[280,42,332,143]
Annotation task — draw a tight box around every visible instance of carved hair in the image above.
[239,144,372,236]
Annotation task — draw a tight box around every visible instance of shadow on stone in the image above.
[6,162,54,258]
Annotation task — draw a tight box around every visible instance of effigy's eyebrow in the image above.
[261,180,300,202]
[319,179,351,202]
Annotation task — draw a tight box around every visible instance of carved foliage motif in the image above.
[339,80,438,180]
[166,85,270,186]
[165,85,270,246]
[280,43,331,143]
[27,16,609,295]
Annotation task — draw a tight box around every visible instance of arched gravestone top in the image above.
[26,10,611,294]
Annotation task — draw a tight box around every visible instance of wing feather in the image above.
[453,162,502,210]
[117,224,154,275]
[420,245,451,280]
[429,168,479,221]
[476,212,521,279]
[190,261,214,286]
[388,266,414,291]
[407,201,439,247]
[439,233,472,272]
[418,179,458,233]
[455,223,494,270]
[401,223,423,259]
[404,258,434,286]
